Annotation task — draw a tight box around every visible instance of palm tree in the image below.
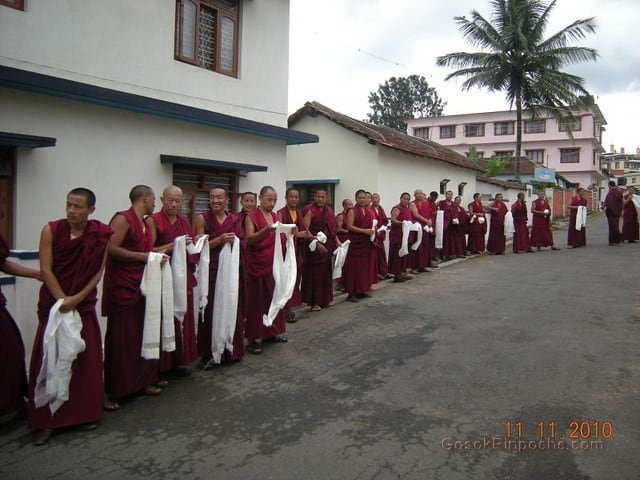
[436,0,598,180]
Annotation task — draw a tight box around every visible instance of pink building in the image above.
[406,105,607,189]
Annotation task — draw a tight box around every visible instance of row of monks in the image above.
[0,181,631,446]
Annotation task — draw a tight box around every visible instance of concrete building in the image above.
[601,146,640,185]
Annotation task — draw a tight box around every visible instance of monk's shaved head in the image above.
[129,185,153,203]
[259,185,276,197]
[68,187,96,208]
[162,185,183,197]
[210,187,228,197]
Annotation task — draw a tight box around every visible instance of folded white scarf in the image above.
[504,211,515,235]
[140,252,175,359]
[478,216,485,224]
[263,223,297,327]
[399,220,422,257]
[332,240,351,279]
[34,298,85,415]
[633,194,640,218]
[575,206,587,231]
[435,211,444,249]
[211,236,240,364]
[186,235,210,316]
[470,215,476,224]
[370,219,378,242]
[309,231,327,252]
[171,235,188,323]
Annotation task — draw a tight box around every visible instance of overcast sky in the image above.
[288,0,640,153]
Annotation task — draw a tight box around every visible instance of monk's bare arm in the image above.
[0,259,41,280]
[108,214,148,263]
[246,214,271,244]
[39,224,67,299]
[409,203,429,224]
[346,209,374,236]
[390,207,402,226]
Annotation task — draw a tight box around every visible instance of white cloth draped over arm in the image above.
[633,194,640,218]
[187,234,210,316]
[575,206,588,231]
[370,219,378,242]
[33,298,85,415]
[332,240,350,279]
[263,223,297,327]
[211,236,240,364]
[504,211,515,235]
[309,231,327,252]
[399,221,422,257]
[140,252,175,359]
[171,235,188,323]
[435,210,444,249]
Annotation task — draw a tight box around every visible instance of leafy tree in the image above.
[436,0,598,180]
[485,155,508,177]
[366,75,445,132]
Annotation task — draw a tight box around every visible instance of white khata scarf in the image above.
[309,231,327,252]
[575,206,588,231]
[263,223,297,327]
[399,220,422,257]
[435,210,444,249]
[140,252,175,359]
[332,240,351,279]
[504,211,515,235]
[211,236,240,364]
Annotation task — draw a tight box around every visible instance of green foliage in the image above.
[485,155,508,177]
[467,146,481,166]
[366,75,446,132]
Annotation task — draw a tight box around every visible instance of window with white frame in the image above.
[560,148,580,163]
[439,125,456,139]
[525,149,544,163]
[524,119,546,134]
[494,121,514,135]
[464,123,485,137]
[413,127,429,139]
[559,117,582,132]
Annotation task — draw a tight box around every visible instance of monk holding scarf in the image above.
[370,193,390,281]
[438,191,462,259]
[145,186,198,377]
[426,192,440,266]
[343,189,376,302]
[336,198,352,244]
[388,193,412,282]
[302,189,338,312]
[103,185,163,411]
[567,188,588,248]
[487,193,508,254]
[409,190,431,273]
[467,193,486,254]
[245,186,289,354]
[511,192,533,253]
[29,188,112,445]
[530,192,559,251]
[194,187,245,367]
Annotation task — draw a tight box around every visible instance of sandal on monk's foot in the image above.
[347,294,359,302]
[144,385,162,396]
[34,428,54,446]
[393,277,405,283]
[79,423,99,431]
[286,310,298,323]
[103,400,120,412]
[155,379,169,389]
[202,359,218,371]
[247,342,263,354]
[274,335,288,343]
[356,293,371,299]
[310,305,322,312]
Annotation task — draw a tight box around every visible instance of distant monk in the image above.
[370,193,390,280]
[29,188,112,445]
[409,189,431,273]
[343,189,375,302]
[622,186,639,243]
[438,191,463,259]
[567,188,588,248]
[336,198,353,243]
[453,196,469,257]
[0,235,40,420]
[103,185,162,410]
[604,181,623,246]
[487,193,508,254]
[467,193,486,254]
[302,189,337,312]
[426,191,440,265]
[511,192,532,253]
[388,193,412,282]
[145,186,198,377]
[530,192,558,251]
[193,187,245,367]
[245,186,288,354]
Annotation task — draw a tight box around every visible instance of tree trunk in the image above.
[515,90,522,181]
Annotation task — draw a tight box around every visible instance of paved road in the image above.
[1,216,639,480]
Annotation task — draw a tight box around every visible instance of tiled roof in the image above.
[288,101,484,172]
[476,175,527,190]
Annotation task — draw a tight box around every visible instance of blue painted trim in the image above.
[0,131,56,148]
[161,155,267,172]
[0,65,319,146]
[0,276,16,286]
[287,179,340,185]
[8,250,39,260]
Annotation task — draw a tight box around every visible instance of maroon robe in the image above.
[301,203,336,308]
[343,206,375,295]
[530,199,554,248]
[199,210,245,362]
[417,201,433,268]
[277,206,305,307]
[467,201,486,253]
[151,211,198,370]
[245,209,286,342]
[425,200,439,261]
[370,205,389,281]
[622,198,639,242]
[29,219,112,430]
[103,207,158,399]
[388,204,412,276]
[409,201,429,269]
[438,200,464,258]
[604,188,623,245]
[336,211,349,244]
[567,195,587,247]
[487,201,508,254]
[511,201,531,253]
[0,235,28,416]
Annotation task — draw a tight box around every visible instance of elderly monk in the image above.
[511,192,532,253]
[302,189,338,312]
[0,236,40,421]
[622,186,639,243]
[29,188,112,445]
[604,181,623,246]
[245,186,289,354]
[336,198,353,244]
[567,188,588,248]
[145,186,198,377]
[530,192,558,251]
[426,191,440,266]
[103,185,163,410]
[487,193,508,254]
[370,193,390,280]
[343,189,376,302]
[438,191,463,259]
[194,187,245,367]
[388,193,412,283]
[467,193,486,254]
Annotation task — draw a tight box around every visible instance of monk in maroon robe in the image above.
[426,192,440,265]
[370,193,390,281]
[438,191,464,259]
[604,181,623,246]
[336,199,353,244]
[487,193,508,254]
[103,185,162,410]
[145,186,198,377]
[512,192,532,253]
[622,186,639,243]
[453,196,469,257]
[343,189,376,301]
[302,189,338,312]
[0,235,40,420]
[530,192,558,250]
[29,188,112,445]
[409,190,431,273]
[389,193,412,282]
[467,193,487,254]
[567,188,588,248]
[245,186,288,354]
[194,187,245,366]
